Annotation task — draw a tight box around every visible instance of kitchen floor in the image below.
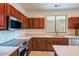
[28,51,54,56]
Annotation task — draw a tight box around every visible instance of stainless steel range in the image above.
[0,39,28,56]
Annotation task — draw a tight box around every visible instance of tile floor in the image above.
[29,51,54,56]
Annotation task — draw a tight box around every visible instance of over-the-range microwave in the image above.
[8,16,22,30]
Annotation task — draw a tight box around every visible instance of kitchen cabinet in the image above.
[0,3,28,29]
[0,3,5,12]
[6,4,12,16]
[33,18,39,29]
[21,15,28,29]
[68,17,79,29]
[39,18,45,29]
[28,37,68,53]
[28,38,33,54]
[46,38,68,51]
[27,18,45,29]
[0,13,7,29]
[28,18,33,29]
[15,10,21,20]
[0,3,7,29]
[32,38,46,51]
[11,6,15,16]
[9,49,18,56]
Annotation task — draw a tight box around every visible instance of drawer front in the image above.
[52,38,68,45]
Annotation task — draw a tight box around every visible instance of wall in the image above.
[25,9,79,35]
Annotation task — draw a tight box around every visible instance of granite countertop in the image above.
[0,46,19,56]
[53,45,79,56]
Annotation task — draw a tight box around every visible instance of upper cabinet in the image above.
[0,4,5,12]
[39,18,45,29]
[21,15,28,29]
[0,3,7,29]
[0,3,45,29]
[7,4,21,20]
[0,3,28,29]
[68,17,79,29]
[27,18,45,29]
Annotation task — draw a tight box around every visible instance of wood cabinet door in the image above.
[28,18,33,29]
[0,12,7,29]
[9,49,18,56]
[39,18,45,29]
[36,38,46,51]
[45,38,68,51]
[68,17,79,29]
[11,6,16,17]
[45,39,54,51]
[33,18,39,29]
[0,3,5,12]
[16,10,21,20]
[28,38,33,54]
[6,4,12,16]
[52,38,68,45]
[21,15,28,29]
[32,38,46,51]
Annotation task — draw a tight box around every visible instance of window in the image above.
[46,15,66,33]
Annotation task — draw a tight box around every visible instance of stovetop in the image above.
[0,39,26,46]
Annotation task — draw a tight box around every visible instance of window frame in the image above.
[45,15,67,33]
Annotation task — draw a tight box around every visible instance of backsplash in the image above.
[0,30,27,44]
[0,30,15,44]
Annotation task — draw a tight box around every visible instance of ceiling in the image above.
[19,3,79,11]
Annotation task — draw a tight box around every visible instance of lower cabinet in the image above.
[46,38,68,51]
[9,49,18,56]
[28,37,68,54]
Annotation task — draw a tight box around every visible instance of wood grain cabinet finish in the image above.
[33,18,39,29]
[28,38,33,54]
[46,38,68,51]
[68,17,79,29]
[27,18,45,29]
[0,3,7,29]
[21,15,28,29]
[9,49,18,56]
[0,3,28,29]
[0,3,5,12]
[6,4,12,16]
[39,18,45,28]
[28,37,68,53]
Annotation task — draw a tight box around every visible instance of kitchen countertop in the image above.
[53,45,79,56]
[15,34,79,40]
[0,39,27,47]
[0,46,19,56]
